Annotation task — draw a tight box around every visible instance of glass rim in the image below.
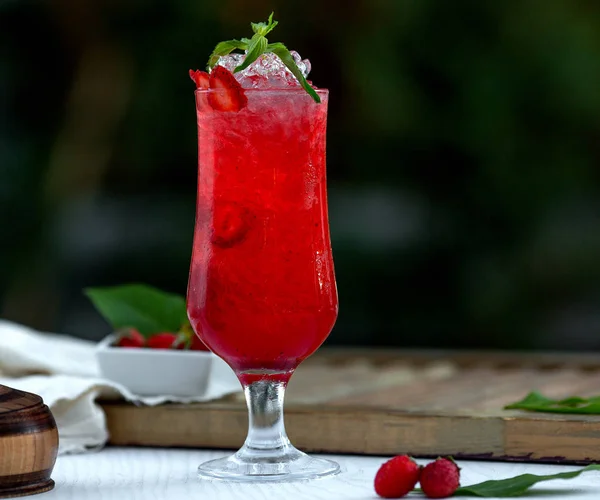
[194,87,328,95]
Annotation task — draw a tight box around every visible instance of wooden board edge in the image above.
[103,404,506,457]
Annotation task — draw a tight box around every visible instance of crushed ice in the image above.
[215,51,311,89]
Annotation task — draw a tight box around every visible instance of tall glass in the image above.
[187,87,339,482]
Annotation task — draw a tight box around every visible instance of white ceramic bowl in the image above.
[95,335,239,398]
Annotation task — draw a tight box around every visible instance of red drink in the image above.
[187,88,337,379]
[187,15,341,482]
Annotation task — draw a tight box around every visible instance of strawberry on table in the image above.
[374,455,421,498]
[419,458,460,498]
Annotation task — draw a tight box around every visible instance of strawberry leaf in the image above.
[85,284,187,336]
[266,42,321,103]
[505,391,600,414]
[207,40,248,70]
[453,464,600,497]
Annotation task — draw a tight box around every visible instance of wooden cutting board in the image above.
[102,349,600,464]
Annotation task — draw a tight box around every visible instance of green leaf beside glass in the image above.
[85,284,188,336]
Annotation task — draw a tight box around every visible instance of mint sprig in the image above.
[235,33,268,73]
[206,12,320,103]
[250,13,279,37]
[505,391,600,414]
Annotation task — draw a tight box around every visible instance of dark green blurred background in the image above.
[2,0,600,350]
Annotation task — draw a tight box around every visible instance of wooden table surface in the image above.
[105,348,600,463]
[43,447,600,499]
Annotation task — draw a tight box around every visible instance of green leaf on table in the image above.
[453,464,600,497]
[505,391,600,414]
[84,284,187,336]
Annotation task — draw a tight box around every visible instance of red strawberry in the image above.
[116,328,145,348]
[419,458,460,499]
[146,333,184,350]
[207,66,247,112]
[176,320,209,351]
[190,334,210,351]
[189,69,209,89]
[374,455,421,498]
[211,202,251,248]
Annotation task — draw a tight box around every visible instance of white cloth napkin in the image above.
[0,320,241,455]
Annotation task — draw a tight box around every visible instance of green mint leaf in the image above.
[251,11,278,37]
[263,12,278,36]
[234,33,268,73]
[251,22,267,34]
[266,42,321,103]
[265,20,278,35]
[85,284,187,336]
[505,391,600,414]
[207,39,247,70]
[453,464,600,497]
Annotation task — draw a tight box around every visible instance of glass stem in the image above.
[241,379,293,456]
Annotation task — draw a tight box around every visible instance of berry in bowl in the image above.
[87,284,239,398]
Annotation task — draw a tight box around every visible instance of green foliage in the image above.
[453,465,600,497]
[506,392,600,414]
[85,284,187,336]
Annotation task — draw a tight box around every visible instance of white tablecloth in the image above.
[45,447,600,499]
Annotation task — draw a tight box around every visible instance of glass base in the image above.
[198,445,340,483]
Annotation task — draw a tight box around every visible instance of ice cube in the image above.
[215,50,312,89]
[215,53,244,74]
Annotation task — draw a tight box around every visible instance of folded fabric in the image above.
[0,320,241,454]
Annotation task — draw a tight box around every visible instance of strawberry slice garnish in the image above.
[207,66,247,112]
[189,69,210,89]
